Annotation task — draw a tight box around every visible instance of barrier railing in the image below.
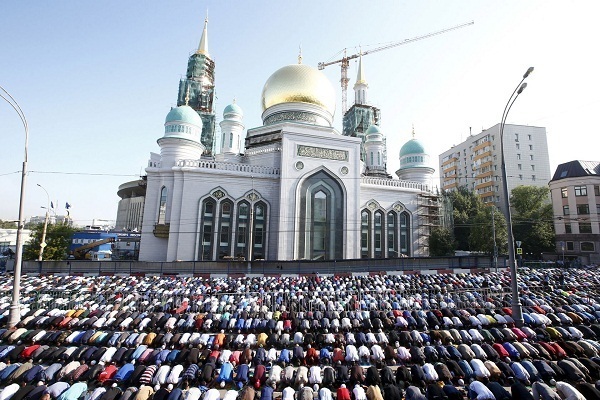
[21,255,508,276]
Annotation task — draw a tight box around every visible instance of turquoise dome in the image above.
[365,125,381,135]
[165,105,202,126]
[223,103,243,117]
[399,138,426,157]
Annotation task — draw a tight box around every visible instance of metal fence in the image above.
[21,255,507,276]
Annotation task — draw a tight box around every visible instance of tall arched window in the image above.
[199,198,216,260]
[400,211,411,256]
[235,201,250,259]
[387,211,398,257]
[218,200,233,259]
[361,210,371,258]
[298,171,344,260]
[374,210,384,258]
[157,187,167,224]
[229,133,233,147]
[252,202,267,259]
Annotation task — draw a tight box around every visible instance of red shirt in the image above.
[97,365,118,382]
[337,387,351,400]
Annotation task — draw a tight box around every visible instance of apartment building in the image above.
[439,123,551,216]
[549,160,600,265]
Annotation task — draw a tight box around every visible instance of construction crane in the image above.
[318,21,474,114]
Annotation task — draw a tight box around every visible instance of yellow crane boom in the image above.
[318,21,474,114]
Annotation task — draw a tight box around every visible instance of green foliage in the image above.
[510,185,555,258]
[449,187,484,251]
[469,206,508,254]
[23,223,77,261]
[428,226,456,256]
[0,220,17,229]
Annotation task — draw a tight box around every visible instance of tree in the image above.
[510,185,555,259]
[0,220,17,229]
[428,226,456,256]
[23,223,77,261]
[449,187,484,251]
[469,206,508,254]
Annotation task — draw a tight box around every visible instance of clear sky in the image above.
[2,1,599,226]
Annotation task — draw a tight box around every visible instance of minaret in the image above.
[354,53,368,105]
[363,124,390,178]
[177,16,216,156]
[219,100,244,156]
[343,55,381,162]
[396,127,435,184]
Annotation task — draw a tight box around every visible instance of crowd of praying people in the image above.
[0,267,599,400]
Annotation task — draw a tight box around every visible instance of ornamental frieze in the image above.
[264,111,317,125]
[297,145,348,162]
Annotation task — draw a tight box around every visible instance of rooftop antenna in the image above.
[298,44,303,64]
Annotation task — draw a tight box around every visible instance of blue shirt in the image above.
[218,362,234,382]
[57,382,87,400]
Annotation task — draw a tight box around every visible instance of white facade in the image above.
[138,26,437,262]
[439,123,551,216]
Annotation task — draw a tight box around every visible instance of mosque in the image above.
[138,20,441,262]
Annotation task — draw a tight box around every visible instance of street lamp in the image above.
[499,66,533,328]
[1,85,29,328]
[37,184,51,262]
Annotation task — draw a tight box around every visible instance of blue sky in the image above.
[2,1,599,226]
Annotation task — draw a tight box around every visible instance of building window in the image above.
[387,211,398,258]
[595,185,600,196]
[532,175,536,181]
[517,154,521,160]
[519,174,523,180]
[252,202,267,260]
[531,165,535,171]
[577,204,590,215]
[597,204,600,214]
[518,164,522,170]
[361,210,371,258]
[565,223,572,234]
[515,133,519,142]
[217,200,233,259]
[516,144,520,150]
[235,201,250,259]
[575,186,588,196]
[566,241,574,251]
[528,134,532,140]
[158,187,168,224]
[563,205,570,216]
[374,211,383,258]
[579,222,592,233]
[581,242,595,252]
[199,198,216,260]
[298,170,344,260]
[561,187,568,198]
[400,211,410,256]
[530,154,534,160]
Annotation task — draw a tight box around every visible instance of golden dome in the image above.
[261,64,336,116]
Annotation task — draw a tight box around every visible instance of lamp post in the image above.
[37,184,50,262]
[1,85,29,328]
[499,67,533,328]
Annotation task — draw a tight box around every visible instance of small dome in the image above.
[365,125,383,143]
[223,103,243,118]
[365,125,381,135]
[165,105,202,127]
[261,64,335,116]
[399,138,426,157]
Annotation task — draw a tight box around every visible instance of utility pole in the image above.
[37,184,51,262]
[492,206,498,272]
